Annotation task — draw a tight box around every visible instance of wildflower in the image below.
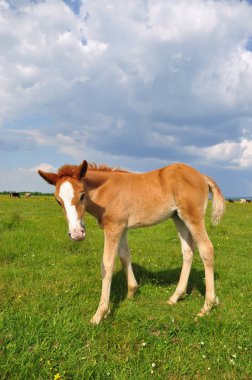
[142,342,147,347]
[200,341,204,346]
[230,359,235,365]
[231,354,237,359]
[54,374,61,380]
[152,363,156,368]
[202,355,206,359]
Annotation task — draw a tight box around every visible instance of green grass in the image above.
[0,195,251,379]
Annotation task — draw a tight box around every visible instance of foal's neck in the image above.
[83,170,112,190]
[83,170,114,223]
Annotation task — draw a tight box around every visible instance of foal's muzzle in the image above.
[68,226,86,242]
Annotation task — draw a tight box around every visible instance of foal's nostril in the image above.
[68,228,85,241]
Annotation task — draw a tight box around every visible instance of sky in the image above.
[1,0,252,196]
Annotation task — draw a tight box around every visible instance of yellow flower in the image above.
[54,374,61,380]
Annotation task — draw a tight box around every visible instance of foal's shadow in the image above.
[110,264,209,314]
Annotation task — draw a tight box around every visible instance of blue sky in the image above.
[1,0,252,196]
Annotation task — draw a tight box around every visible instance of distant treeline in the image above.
[0,191,53,196]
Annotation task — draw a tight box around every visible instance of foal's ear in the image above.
[38,170,58,186]
[78,160,88,180]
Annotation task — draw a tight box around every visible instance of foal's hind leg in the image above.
[168,214,195,305]
[195,228,219,316]
[181,215,218,316]
[118,232,138,299]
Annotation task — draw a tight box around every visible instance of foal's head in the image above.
[38,160,88,241]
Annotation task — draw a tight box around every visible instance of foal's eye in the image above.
[80,193,85,201]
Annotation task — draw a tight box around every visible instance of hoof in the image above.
[167,298,177,305]
[167,291,186,305]
[197,309,207,318]
[90,303,110,325]
[127,286,138,299]
[197,297,219,318]
[90,314,101,325]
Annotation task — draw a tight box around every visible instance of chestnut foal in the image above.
[38,160,225,324]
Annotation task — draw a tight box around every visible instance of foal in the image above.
[38,160,225,324]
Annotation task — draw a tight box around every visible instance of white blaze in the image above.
[59,181,80,232]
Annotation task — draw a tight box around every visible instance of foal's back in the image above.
[96,163,209,229]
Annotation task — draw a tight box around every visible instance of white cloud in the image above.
[1,0,252,127]
[146,1,219,42]
[187,138,252,168]
[234,139,252,168]
[0,0,107,125]
[193,48,252,111]
[30,163,55,172]
[1,0,252,194]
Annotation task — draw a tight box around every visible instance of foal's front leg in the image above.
[91,226,123,325]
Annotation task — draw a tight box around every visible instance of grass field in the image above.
[0,195,251,379]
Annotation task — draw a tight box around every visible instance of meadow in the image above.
[0,195,251,379]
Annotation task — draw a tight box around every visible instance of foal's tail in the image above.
[205,176,225,226]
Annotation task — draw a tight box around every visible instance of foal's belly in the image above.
[127,205,176,229]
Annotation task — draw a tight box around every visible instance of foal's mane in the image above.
[57,162,129,178]
[88,163,129,173]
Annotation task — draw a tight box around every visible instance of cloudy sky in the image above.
[1,0,252,196]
